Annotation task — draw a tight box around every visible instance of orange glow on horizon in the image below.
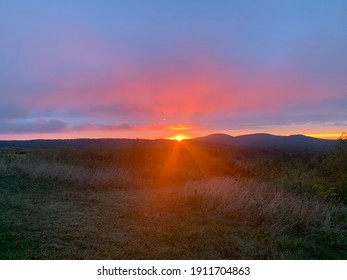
[167,134,190,142]
[305,133,342,140]
[175,135,183,142]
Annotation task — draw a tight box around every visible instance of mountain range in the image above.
[0,133,337,150]
[193,133,336,150]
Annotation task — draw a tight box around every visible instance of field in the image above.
[1,138,347,259]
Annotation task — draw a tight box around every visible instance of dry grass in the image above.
[129,177,347,259]
[6,159,140,188]
[181,177,337,231]
[1,149,347,259]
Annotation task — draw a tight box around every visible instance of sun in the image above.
[175,135,184,142]
[168,134,188,141]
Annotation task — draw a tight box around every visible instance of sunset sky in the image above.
[1,0,346,140]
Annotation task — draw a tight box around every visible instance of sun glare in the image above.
[175,135,183,142]
[168,134,188,141]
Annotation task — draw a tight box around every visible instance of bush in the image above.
[319,132,347,201]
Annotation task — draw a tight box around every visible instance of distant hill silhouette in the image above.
[193,133,336,150]
[0,133,336,150]
[0,138,147,150]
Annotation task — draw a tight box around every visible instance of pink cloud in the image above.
[4,46,345,139]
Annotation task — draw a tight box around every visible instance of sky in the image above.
[1,0,346,140]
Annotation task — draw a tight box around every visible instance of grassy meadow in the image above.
[0,136,347,259]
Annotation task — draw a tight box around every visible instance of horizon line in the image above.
[0,132,341,142]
